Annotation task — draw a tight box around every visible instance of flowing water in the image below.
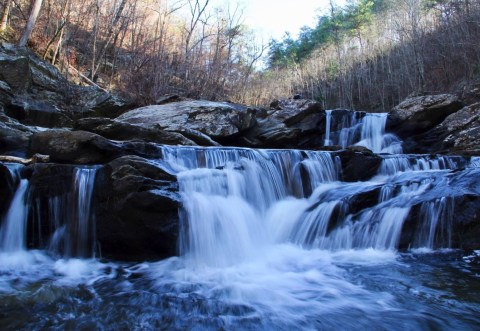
[1,113,480,330]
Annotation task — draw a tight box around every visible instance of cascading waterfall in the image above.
[162,146,341,267]
[323,110,402,154]
[160,145,467,270]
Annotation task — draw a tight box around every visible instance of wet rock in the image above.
[336,147,382,182]
[0,163,18,218]
[95,156,180,260]
[268,98,323,126]
[238,99,326,148]
[399,168,480,249]
[5,95,73,128]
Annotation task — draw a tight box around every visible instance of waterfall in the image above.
[160,146,468,269]
[378,155,464,176]
[324,110,332,146]
[323,110,402,153]
[0,166,98,258]
[65,168,98,258]
[0,179,29,252]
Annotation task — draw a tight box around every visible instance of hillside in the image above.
[1,0,479,110]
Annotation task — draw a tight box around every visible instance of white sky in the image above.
[232,0,347,41]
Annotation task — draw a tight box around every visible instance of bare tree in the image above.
[18,0,44,47]
[0,0,13,32]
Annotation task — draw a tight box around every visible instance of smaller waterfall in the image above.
[65,168,98,258]
[323,110,402,154]
[414,197,454,249]
[324,110,332,146]
[378,155,463,176]
[0,179,29,252]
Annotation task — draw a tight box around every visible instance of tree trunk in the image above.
[18,0,44,47]
[0,0,13,31]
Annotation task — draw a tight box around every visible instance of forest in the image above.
[1,0,479,111]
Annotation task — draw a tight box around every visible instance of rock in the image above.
[0,109,34,157]
[29,130,162,164]
[442,103,480,155]
[335,147,382,182]
[5,95,73,128]
[238,99,325,148]
[95,156,180,260]
[116,100,258,143]
[268,98,323,126]
[74,117,196,146]
[0,51,31,92]
[387,94,463,138]
[400,103,480,154]
[0,43,132,127]
[398,168,480,249]
[451,195,480,250]
[0,163,19,218]
[71,86,133,119]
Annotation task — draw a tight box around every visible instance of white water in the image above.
[0,179,29,252]
[160,146,464,271]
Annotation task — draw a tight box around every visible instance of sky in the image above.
[238,0,347,41]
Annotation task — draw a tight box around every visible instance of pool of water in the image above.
[1,248,478,330]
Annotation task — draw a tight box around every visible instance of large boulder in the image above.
[29,130,162,164]
[441,103,480,155]
[116,100,258,144]
[387,94,463,138]
[95,156,180,260]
